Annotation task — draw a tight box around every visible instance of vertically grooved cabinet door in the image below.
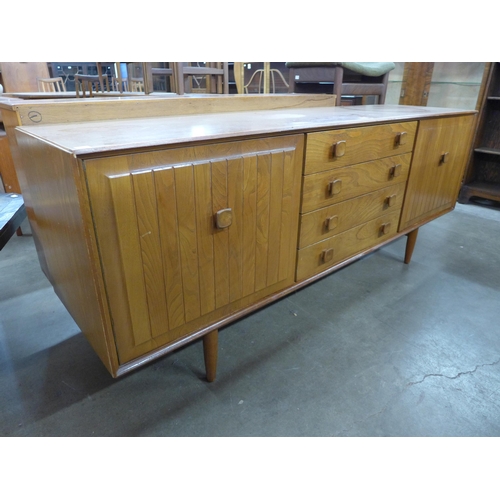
[227,157,244,303]
[155,167,186,330]
[255,152,271,292]
[172,163,202,323]
[399,115,475,231]
[84,135,303,363]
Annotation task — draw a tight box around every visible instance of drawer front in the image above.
[301,153,411,213]
[305,121,417,174]
[298,182,406,249]
[296,211,401,282]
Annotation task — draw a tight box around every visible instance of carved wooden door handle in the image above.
[389,164,402,179]
[395,131,407,146]
[380,222,391,235]
[328,179,342,196]
[386,194,397,207]
[325,215,338,231]
[332,140,346,158]
[321,248,334,263]
[215,208,233,229]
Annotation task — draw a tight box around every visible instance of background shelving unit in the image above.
[459,62,500,204]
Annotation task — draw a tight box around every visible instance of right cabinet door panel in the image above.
[399,115,475,231]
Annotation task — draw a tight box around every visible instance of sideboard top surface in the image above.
[16,104,476,157]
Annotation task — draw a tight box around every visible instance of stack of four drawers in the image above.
[296,121,418,281]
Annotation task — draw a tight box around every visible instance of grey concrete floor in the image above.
[1,201,500,437]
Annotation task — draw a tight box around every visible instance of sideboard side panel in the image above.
[13,130,119,375]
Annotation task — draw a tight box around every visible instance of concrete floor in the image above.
[1,201,500,437]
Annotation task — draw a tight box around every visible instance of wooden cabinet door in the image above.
[399,115,475,231]
[84,135,303,363]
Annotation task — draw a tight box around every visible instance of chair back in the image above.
[151,66,174,92]
[130,77,145,92]
[37,77,66,92]
[75,74,111,97]
[112,76,129,92]
[234,63,289,94]
[173,62,229,95]
[123,63,174,94]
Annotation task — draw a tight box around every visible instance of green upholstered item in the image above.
[285,62,395,77]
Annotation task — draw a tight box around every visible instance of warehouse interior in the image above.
[1,58,499,497]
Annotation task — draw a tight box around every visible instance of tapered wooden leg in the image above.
[203,329,218,382]
[404,228,419,264]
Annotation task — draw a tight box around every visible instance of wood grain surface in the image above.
[296,211,401,281]
[304,121,417,174]
[400,114,476,230]
[299,183,406,248]
[84,135,304,363]
[301,154,411,213]
[16,106,474,157]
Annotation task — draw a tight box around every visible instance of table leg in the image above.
[203,329,218,382]
[404,228,419,264]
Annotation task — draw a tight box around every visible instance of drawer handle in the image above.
[440,152,449,165]
[389,164,402,179]
[214,208,233,229]
[332,140,346,158]
[385,194,397,207]
[395,131,407,146]
[328,179,342,196]
[321,248,334,263]
[325,215,338,231]
[380,222,391,235]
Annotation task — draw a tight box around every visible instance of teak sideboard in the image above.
[11,100,475,380]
